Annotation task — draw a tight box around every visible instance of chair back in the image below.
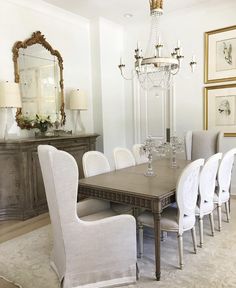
[113,147,135,170]
[177,158,204,233]
[38,145,80,278]
[185,130,223,160]
[82,151,110,177]
[218,148,236,195]
[199,153,222,205]
[132,144,148,165]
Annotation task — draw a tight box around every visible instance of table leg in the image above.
[153,212,161,281]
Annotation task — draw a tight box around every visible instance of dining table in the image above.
[78,158,189,281]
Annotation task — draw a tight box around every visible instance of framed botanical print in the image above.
[204,84,236,137]
[205,25,236,84]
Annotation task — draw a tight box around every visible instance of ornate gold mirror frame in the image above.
[12,31,66,129]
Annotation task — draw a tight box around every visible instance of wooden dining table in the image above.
[78,158,189,281]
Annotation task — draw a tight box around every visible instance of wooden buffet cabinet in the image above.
[0,134,98,220]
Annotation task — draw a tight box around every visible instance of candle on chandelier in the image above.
[177,40,181,48]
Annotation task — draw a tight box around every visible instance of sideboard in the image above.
[0,134,99,220]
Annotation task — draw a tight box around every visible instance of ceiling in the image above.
[43,0,209,23]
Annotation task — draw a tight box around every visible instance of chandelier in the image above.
[118,0,197,90]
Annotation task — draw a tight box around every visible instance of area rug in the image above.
[0,202,236,288]
[0,276,22,288]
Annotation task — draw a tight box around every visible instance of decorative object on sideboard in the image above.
[69,89,88,134]
[0,81,22,139]
[118,0,197,90]
[12,31,66,130]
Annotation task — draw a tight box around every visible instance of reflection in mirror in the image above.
[12,31,65,130]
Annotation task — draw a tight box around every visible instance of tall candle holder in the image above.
[140,136,165,177]
[168,136,184,168]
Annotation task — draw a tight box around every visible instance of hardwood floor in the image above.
[0,213,50,244]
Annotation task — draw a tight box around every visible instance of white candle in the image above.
[120,57,123,65]
[157,35,161,45]
[137,41,140,50]
[192,54,196,62]
[177,40,181,48]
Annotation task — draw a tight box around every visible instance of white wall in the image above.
[0,0,94,136]
[123,0,236,193]
[99,18,126,165]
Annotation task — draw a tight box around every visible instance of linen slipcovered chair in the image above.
[185,130,223,161]
[38,145,137,288]
[82,151,132,214]
[138,159,204,269]
[214,148,236,231]
[196,153,222,247]
[132,144,148,165]
[113,147,136,170]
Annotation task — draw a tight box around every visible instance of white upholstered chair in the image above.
[138,158,204,269]
[196,153,222,247]
[38,145,137,288]
[185,130,223,160]
[113,147,136,170]
[132,144,148,165]
[214,148,236,231]
[82,150,110,178]
[83,151,132,214]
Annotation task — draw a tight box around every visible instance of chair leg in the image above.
[209,212,215,236]
[217,204,222,231]
[225,201,230,223]
[138,223,144,258]
[177,233,184,269]
[199,217,203,248]
[191,227,197,253]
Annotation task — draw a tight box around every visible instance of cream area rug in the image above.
[0,276,22,288]
[0,200,236,288]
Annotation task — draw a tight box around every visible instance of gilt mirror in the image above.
[12,31,66,129]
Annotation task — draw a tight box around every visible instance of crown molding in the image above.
[5,0,90,26]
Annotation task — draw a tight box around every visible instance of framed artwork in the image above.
[205,25,236,84]
[204,84,236,137]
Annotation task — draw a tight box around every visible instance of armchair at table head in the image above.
[38,145,137,288]
[113,147,136,170]
[185,130,223,160]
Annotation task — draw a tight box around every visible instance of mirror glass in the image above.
[13,31,65,129]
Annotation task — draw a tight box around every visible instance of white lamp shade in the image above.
[0,82,22,108]
[70,89,88,110]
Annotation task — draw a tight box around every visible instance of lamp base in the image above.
[73,110,86,135]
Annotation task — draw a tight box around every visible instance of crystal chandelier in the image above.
[118,0,197,90]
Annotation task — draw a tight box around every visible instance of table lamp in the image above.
[69,89,88,134]
[0,81,22,139]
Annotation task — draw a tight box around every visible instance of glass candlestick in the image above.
[145,151,156,177]
[140,136,162,177]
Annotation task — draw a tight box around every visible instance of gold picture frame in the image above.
[205,25,236,84]
[204,84,236,137]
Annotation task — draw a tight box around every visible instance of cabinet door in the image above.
[0,151,22,219]
[31,151,48,214]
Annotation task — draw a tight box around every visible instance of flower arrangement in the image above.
[17,114,53,133]
[34,114,53,133]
